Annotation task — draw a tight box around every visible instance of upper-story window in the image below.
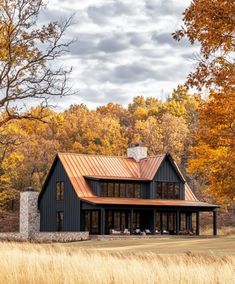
[100,182,141,198]
[56,181,64,200]
[155,181,180,199]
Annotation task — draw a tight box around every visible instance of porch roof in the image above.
[81,197,219,208]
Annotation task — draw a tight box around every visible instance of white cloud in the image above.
[40,0,198,109]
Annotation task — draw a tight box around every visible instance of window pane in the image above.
[60,182,64,200]
[119,183,126,197]
[114,183,120,197]
[133,212,140,229]
[180,213,186,231]
[135,184,141,198]
[56,182,64,200]
[162,213,167,230]
[92,211,99,233]
[174,183,180,199]
[168,183,174,199]
[56,182,60,200]
[126,184,134,197]
[114,212,120,230]
[100,183,107,197]
[84,211,90,231]
[155,212,161,231]
[156,182,161,198]
[107,211,113,231]
[107,183,114,197]
[168,213,174,231]
[162,182,167,199]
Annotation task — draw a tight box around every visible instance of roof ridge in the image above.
[58,152,166,160]
[58,152,127,159]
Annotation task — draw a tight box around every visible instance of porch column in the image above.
[101,208,105,235]
[130,208,134,234]
[213,210,217,236]
[153,209,156,234]
[176,210,180,235]
[196,211,200,235]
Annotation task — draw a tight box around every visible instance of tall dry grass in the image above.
[0,242,234,284]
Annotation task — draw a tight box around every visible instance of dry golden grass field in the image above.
[0,236,234,284]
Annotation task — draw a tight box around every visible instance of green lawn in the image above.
[59,236,235,255]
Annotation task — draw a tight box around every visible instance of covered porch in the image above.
[81,198,219,236]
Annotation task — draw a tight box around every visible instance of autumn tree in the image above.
[0,0,73,127]
[173,0,234,90]
[134,113,189,163]
[175,0,235,204]
[0,108,60,209]
[58,104,128,156]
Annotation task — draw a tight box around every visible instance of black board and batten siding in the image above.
[39,159,81,232]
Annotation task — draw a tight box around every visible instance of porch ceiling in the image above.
[81,197,219,208]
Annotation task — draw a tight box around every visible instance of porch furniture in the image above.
[135,228,141,235]
[145,229,151,235]
[110,229,122,235]
[162,229,169,235]
[123,228,130,235]
[155,229,161,234]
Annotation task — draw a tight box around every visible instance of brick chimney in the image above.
[127,144,147,162]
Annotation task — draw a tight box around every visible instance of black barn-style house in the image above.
[38,146,219,235]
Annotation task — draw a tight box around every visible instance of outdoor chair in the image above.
[110,229,122,235]
[135,228,141,235]
[123,228,130,235]
[162,229,169,235]
[155,229,161,234]
[145,229,151,234]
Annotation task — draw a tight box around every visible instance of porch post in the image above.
[101,208,105,235]
[130,208,134,234]
[153,209,156,234]
[176,210,180,235]
[196,211,200,235]
[213,210,217,236]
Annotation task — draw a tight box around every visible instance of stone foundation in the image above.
[0,232,89,242]
[32,232,89,242]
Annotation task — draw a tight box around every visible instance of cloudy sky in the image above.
[41,0,199,109]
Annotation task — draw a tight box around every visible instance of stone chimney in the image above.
[127,144,147,162]
[20,187,40,239]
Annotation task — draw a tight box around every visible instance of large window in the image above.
[56,181,64,200]
[100,182,142,198]
[155,182,180,199]
[56,211,64,231]
[84,210,99,234]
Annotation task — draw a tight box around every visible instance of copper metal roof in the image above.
[80,197,219,208]
[57,152,198,201]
